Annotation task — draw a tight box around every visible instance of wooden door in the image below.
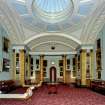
[50,67,56,83]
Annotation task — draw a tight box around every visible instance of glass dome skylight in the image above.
[35,0,71,13]
[32,0,74,23]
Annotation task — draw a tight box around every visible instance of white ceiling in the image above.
[0,0,105,51]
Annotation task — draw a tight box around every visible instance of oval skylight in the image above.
[32,0,74,23]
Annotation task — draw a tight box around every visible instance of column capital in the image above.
[40,55,44,58]
[80,49,87,53]
[19,49,26,53]
[62,55,67,58]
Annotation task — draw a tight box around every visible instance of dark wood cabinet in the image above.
[96,39,102,79]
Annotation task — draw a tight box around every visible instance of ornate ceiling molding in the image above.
[29,51,77,56]
[0,0,25,44]
[24,32,81,45]
[31,41,76,51]
[1,0,104,47]
[80,1,105,44]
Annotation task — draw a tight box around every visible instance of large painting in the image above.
[3,58,10,72]
[3,37,9,53]
[0,60,3,72]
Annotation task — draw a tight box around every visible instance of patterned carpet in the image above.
[0,84,105,105]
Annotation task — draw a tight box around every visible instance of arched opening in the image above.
[50,66,56,83]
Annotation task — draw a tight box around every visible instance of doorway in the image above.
[50,67,56,83]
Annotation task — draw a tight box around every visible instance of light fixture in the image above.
[51,46,55,50]
[52,61,55,65]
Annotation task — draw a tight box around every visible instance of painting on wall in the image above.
[97,39,102,69]
[3,58,10,72]
[3,37,10,53]
[0,60,3,72]
[43,60,47,67]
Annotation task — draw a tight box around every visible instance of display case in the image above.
[30,57,33,76]
[43,60,47,67]
[25,55,28,77]
[3,37,10,53]
[86,53,90,79]
[96,39,102,79]
[16,53,20,74]
[3,58,10,72]
[67,59,70,70]
[36,59,39,69]
[72,57,76,77]
[43,60,47,77]
[77,55,81,78]
[59,60,63,77]
[2,37,10,72]
[43,67,47,77]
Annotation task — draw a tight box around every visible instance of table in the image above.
[47,83,58,94]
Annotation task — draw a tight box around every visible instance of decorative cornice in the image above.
[29,51,77,55]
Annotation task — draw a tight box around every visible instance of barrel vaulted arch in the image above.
[24,33,81,51]
[0,0,25,44]
[80,1,105,44]
[1,0,104,46]
[31,41,75,50]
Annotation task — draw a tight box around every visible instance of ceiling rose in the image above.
[32,0,74,23]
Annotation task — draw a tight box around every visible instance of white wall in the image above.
[44,56,62,79]
[33,56,62,79]
[0,72,11,80]
[33,55,73,81]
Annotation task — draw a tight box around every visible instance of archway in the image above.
[50,67,56,83]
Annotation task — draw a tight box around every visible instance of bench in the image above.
[91,80,105,94]
[0,80,16,94]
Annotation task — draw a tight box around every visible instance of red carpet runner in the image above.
[0,84,105,105]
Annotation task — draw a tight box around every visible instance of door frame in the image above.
[50,66,56,83]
